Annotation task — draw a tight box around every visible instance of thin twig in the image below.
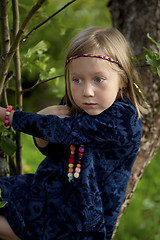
[3,87,8,107]
[21,0,77,43]
[22,74,64,94]
[4,71,14,86]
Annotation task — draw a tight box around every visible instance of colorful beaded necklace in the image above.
[67,144,85,182]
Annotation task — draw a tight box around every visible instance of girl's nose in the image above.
[83,83,94,97]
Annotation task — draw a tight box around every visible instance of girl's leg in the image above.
[0,215,21,240]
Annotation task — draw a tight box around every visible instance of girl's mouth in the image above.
[84,103,97,106]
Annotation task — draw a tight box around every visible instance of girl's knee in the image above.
[0,215,21,240]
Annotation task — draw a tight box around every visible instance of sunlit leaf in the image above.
[24,41,48,58]
[0,189,8,208]
[0,201,8,208]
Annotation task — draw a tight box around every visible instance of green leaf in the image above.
[48,67,56,76]
[0,189,8,208]
[143,47,154,55]
[0,122,5,133]
[0,201,8,208]
[0,136,17,156]
[147,33,160,50]
[147,33,158,45]
[24,41,48,59]
[145,55,160,67]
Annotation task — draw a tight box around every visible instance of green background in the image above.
[5,0,160,239]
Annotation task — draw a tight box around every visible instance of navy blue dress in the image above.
[0,98,141,240]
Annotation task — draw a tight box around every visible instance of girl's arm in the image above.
[35,105,71,148]
[8,98,141,146]
[0,105,71,148]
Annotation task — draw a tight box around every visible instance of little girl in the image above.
[0,27,147,240]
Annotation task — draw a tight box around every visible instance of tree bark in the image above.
[108,0,160,237]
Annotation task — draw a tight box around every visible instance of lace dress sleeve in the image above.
[12,98,141,146]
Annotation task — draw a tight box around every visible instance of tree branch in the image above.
[12,0,22,106]
[22,74,64,94]
[0,0,47,99]
[21,0,77,43]
[0,0,10,102]
[12,0,23,175]
[0,0,11,176]
[0,0,10,56]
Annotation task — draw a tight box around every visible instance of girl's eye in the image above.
[73,78,82,84]
[95,77,104,83]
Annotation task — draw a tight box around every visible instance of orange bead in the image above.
[68,168,73,173]
[8,105,14,110]
[5,125,10,129]
[77,164,81,168]
[70,145,76,151]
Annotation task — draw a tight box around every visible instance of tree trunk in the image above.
[108,0,160,237]
[0,0,10,177]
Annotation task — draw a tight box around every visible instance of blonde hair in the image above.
[65,27,148,117]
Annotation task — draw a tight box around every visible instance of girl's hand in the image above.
[37,105,71,118]
[35,105,71,148]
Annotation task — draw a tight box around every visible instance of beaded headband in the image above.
[66,54,120,66]
[66,53,145,100]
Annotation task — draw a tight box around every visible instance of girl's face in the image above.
[70,56,122,115]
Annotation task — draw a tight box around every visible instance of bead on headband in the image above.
[66,54,120,66]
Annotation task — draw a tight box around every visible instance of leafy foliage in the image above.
[22,40,56,80]
[0,123,17,156]
[143,34,160,77]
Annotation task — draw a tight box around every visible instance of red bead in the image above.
[69,159,74,163]
[78,153,84,158]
